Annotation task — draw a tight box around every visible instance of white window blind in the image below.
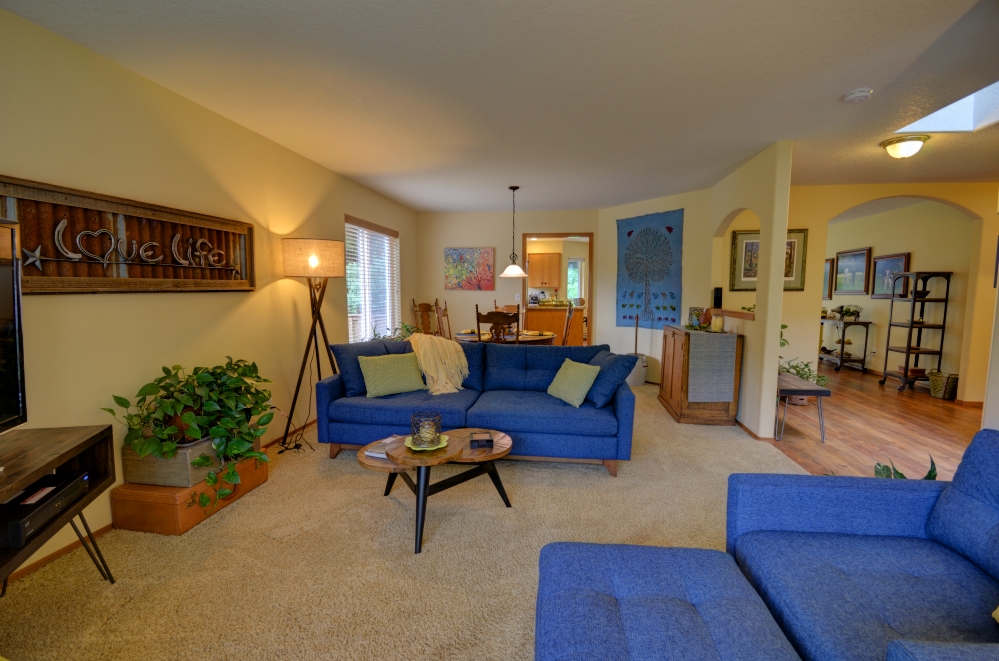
[345,221,401,343]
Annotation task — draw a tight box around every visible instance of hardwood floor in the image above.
[762,362,981,480]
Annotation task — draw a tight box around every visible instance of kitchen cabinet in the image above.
[527,253,561,289]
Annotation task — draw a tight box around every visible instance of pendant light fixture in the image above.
[499,185,528,278]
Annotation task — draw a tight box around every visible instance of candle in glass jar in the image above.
[419,421,437,445]
[711,315,724,332]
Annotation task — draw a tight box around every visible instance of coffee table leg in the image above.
[485,461,512,507]
[414,466,431,554]
[384,472,397,496]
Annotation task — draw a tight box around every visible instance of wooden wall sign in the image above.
[0,176,255,294]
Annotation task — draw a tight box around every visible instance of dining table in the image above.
[453,331,556,345]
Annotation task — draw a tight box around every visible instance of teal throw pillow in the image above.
[358,353,426,398]
[547,358,601,408]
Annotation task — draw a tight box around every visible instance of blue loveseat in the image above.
[317,339,637,475]
[536,430,999,660]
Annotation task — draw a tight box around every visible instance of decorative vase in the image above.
[411,412,442,448]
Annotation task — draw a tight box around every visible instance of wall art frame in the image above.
[729,228,808,292]
[823,258,834,300]
[444,247,494,290]
[0,175,254,294]
[871,252,910,299]
[834,247,872,295]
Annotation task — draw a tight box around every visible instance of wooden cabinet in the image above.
[658,326,744,425]
[524,306,584,346]
[527,253,561,288]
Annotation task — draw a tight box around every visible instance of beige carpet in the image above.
[0,386,804,661]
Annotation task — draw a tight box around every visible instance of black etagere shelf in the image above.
[878,271,951,392]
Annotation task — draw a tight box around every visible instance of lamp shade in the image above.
[282,238,345,278]
[500,263,528,278]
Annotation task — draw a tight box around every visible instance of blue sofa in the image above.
[536,429,999,660]
[317,340,637,475]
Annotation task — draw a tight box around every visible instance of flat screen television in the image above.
[0,223,26,435]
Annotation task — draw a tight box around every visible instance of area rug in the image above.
[0,386,804,661]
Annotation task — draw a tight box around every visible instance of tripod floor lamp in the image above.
[281,238,345,451]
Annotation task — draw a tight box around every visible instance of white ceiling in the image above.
[3,0,999,212]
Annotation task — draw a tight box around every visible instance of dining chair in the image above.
[434,299,452,340]
[475,304,520,344]
[412,299,437,335]
[561,306,575,346]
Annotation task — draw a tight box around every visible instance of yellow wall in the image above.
[0,10,417,569]
[822,202,973,374]
[415,210,598,335]
[786,183,998,403]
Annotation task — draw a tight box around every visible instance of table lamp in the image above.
[280,238,346,450]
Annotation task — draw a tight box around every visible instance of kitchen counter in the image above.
[524,306,584,345]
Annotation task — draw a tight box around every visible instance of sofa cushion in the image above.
[460,341,486,391]
[928,429,999,581]
[537,543,801,661]
[466,389,617,437]
[735,530,999,661]
[587,350,639,407]
[331,340,386,397]
[547,359,601,408]
[483,344,607,392]
[329,388,480,428]
[357,353,426,398]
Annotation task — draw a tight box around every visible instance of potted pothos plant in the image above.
[104,357,273,512]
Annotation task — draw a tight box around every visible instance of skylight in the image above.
[897,80,999,133]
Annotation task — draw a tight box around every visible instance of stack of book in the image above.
[364,435,404,459]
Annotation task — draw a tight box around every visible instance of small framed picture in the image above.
[834,247,872,295]
[871,253,910,299]
[822,259,834,300]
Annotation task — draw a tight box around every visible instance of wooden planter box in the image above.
[122,437,260,487]
[111,455,268,535]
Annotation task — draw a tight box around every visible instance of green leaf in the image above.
[244,451,269,463]
[219,418,238,430]
[177,393,195,407]
[205,470,218,486]
[162,366,172,376]
[256,412,274,427]
[874,463,892,479]
[227,439,252,455]
[209,426,229,438]
[184,425,201,440]
[195,372,216,384]
[124,427,143,443]
[216,488,233,499]
[135,436,160,458]
[191,455,213,468]
[202,400,221,412]
[890,461,907,480]
[161,441,178,458]
[922,456,937,480]
[180,411,198,427]
[223,465,240,484]
[212,437,227,453]
[198,492,211,508]
[163,425,179,436]
[113,395,131,409]
[100,407,117,415]
[136,382,160,397]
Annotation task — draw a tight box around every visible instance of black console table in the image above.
[819,319,871,372]
[0,425,116,594]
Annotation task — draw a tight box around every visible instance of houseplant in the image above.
[104,357,272,508]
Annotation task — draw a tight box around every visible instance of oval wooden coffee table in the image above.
[357,428,513,553]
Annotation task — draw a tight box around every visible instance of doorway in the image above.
[519,232,594,345]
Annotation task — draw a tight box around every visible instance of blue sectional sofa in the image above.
[536,429,999,660]
[317,339,637,475]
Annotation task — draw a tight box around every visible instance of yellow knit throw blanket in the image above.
[407,333,469,395]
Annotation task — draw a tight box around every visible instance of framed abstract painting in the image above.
[871,253,910,299]
[823,258,833,300]
[729,229,808,291]
[444,247,494,290]
[834,247,871,295]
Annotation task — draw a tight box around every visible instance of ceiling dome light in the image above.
[843,88,874,103]
[880,135,929,159]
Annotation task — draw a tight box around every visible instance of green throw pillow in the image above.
[358,353,426,398]
[547,358,601,408]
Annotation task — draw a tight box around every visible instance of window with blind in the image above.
[345,218,401,343]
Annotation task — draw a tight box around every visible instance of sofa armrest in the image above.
[612,382,635,460]
[887,640,999,661]
[726,473,948,554]
[315,374,345,444]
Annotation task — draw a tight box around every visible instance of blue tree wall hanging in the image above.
[616,209,683,329]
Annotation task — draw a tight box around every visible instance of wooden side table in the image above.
[357,428,513,553]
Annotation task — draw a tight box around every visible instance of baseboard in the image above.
[6,522,114,585]
[736,419,773,441]
[955,399,984,409]
[262,419,317,449]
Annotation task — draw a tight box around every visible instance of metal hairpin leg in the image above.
[69,512,115,584]
[774,396,790,441]
[817,396,826,443]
